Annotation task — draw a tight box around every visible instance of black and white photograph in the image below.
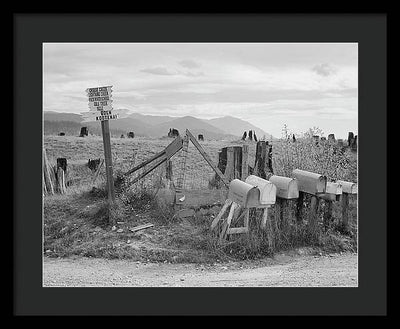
[42,42,359,288]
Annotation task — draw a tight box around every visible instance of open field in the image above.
[43,134,358,264]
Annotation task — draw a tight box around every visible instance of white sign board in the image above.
[88,104,113,111]
[81,109,128,122]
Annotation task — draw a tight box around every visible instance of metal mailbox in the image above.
[228,179,260,208]
[325,182,343,195]
[292,169,327,195]
[245,175,276,206]
[318,182,343,201]
[268,175,299,199]
[336,180,357,194]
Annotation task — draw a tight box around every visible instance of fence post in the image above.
[266,142,273,175]
[309,195,320,231]
[341,193,350,231]
[241,144,249,180]
[57,167,66,194]
[296,191,305,222]
[323,200,333,230]
[43,149,55,195]
[254,141,267,178]
[165,160,173,181]
[262,207,275,250]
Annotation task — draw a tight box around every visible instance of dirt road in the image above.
[43,251,357,287]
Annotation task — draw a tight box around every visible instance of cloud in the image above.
[311,63,338,77]
[140,67,177,75]
[182,71,204,77]
[178,59,201,69]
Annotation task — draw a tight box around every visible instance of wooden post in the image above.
[309,195,320,231]
[224,147,235,181]
[165,160,173,180]
[296,191,305,222]
[323,200,333,230]
[43,173,47,195]
[101,120,115,203]
[219,202,237,242]
[233,146,242,179]
[262,207,274,249]
[241,144,249,180]
[243,208,250,231]
[275,198,287,231]
[266,143,273,175]
[254,141,267,178]
[57,167,66,194]
[217,146,242,182]
[211,199,232,231]
[43,149,54,195]
[341,193,349,231]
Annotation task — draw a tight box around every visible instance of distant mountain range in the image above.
[43,110,273,140]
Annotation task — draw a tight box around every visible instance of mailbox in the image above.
[336,180,357,194]
[245,175,276,206]
[318,182,343,201]
[228,179,260,208]
[325,182,343,195]
[268,175,299,199]
[292,169,327,195]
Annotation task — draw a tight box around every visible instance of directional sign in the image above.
[95,113,119,121]
[86,86,113,93]
[88,99,113,106]
[87,88,112,97]
[81,109,128,122]
[81,112,119,122]
[88,95,113,102]
[83,85,116,204]
[88,104,114,111]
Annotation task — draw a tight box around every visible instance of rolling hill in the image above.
[43,111,273,140]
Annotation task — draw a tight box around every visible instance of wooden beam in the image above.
[220,202,237,241]
[227,227,248,235]
[123,136,183,177]
[211,199,232,230]
[130,155,168,185]
[186,129,229,186]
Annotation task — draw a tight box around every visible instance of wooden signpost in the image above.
[83,85,117,204]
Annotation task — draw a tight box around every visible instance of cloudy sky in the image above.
[43,43,358,138]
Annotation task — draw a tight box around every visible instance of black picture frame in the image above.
[14,13,387,316]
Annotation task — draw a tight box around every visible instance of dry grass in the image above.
[43,128,357,262]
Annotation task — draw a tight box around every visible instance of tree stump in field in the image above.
[57,158,67,172]
[347,132,354,147]
[88,158,101,172]
[79,127,88,137]
[254,141,273,179]
[217,146,243,182]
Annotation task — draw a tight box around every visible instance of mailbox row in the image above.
[227,169,357,209]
